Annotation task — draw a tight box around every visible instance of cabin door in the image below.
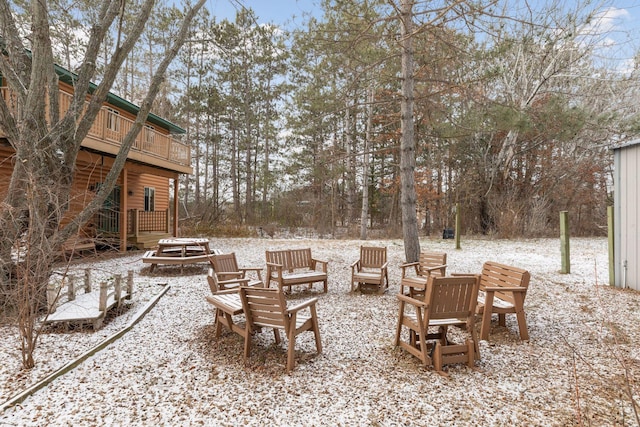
[96,185,121,233]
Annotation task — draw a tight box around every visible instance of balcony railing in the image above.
[128,209,170,235]
[95,208,169,237]
[0,86,191,169]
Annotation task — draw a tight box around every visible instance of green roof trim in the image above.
[55,64,186,135]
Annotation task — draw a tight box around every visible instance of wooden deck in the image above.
[44,270,134,329]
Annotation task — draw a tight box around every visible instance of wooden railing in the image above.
[0,86,190,168]
[93,208,169,237]
[127,209,169,236]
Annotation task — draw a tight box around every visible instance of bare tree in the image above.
[0,0,205,368]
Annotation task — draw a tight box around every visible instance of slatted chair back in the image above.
[394,275,480,372]
[208,252,263,293]
[474,261,531,340]
[239,286,322,372]
[290,248,313,270]
[418,251,447,278]
[360,246,387,270]
[479,261,530,306]
[240,286,289,333]
[210,253,240,282]
[424,275,479,324]
[266,249,293,272]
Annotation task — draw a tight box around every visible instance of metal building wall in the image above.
[614,141,640,290]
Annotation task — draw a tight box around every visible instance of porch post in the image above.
[120,167,128,252]
[173,176,179,237]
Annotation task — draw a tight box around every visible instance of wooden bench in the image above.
[142,249,214,273]
[457,261,531,341]
[61,235,97,260]
[265,248,328,293]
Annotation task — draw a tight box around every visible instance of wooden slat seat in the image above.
[205,290,247,338]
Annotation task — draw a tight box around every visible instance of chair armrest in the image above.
[423,264,447,273]
[239,267,262,273]
[266,262,283,269]
[210,288,239,296]
[350,260,361,270]
[312,259,328,272]
[400,261,419,270]
[266,262,284,275]
[484,286,527,293]
[396,293,427,307]
[217,271,244,278]
[381,261,389,270]
[287,297,319,313]
[400,261,419,278]
[218,277,251,286]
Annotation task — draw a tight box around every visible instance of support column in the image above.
[173,176,179,237]
[120,167,129,253]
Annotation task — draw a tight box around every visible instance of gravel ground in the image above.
[1,236,638,426]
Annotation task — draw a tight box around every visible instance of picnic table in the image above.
[143,238,218,272]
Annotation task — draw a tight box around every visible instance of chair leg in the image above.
[466,339,475,368]
[515,310,529,340]
[393,304,404,347]
[243,331,252,363]
[433,342,442,372]
[498,313,506,327]
[214,310,223,338]
[311,308,322,354]
[273,329,281,344]
[286,331,296,373]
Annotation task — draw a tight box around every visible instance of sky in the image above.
[206,0,640,72]
[207,0,323,27]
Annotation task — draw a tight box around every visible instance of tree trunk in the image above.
[360,88,373,240]
[399,0,420,262]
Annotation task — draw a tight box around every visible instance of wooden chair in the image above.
[400,251,447,297]
[207,252,263,293]
[455,261,531,340]
[239,286,322,373]
[394,275,480,373]
[350,246,389,294]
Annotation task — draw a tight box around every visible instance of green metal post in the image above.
[560,211,570,274]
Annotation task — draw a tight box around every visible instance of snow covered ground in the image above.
[0,236,637,426]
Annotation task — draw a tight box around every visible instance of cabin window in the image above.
[107,108,120,132]
[144,187,155,212]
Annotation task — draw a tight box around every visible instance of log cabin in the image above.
[0,64,192,252]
